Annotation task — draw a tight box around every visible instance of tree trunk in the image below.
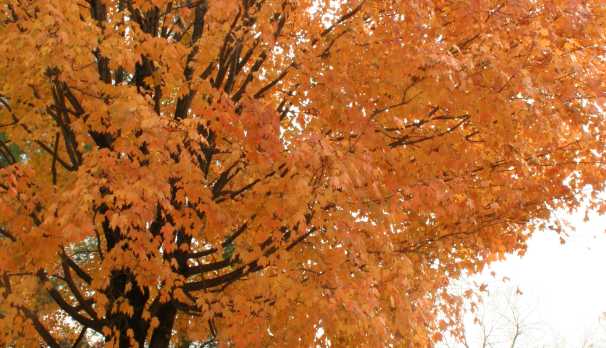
[149,302,178,348]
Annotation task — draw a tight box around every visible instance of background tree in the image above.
[440,283,549,348]
[441,281,606,348]
[0,0,605,347]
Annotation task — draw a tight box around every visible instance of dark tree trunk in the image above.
[149,302,178,348]
[105,271,154,348]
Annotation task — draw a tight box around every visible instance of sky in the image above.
[441,205,606,347]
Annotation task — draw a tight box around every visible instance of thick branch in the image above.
[60,251,93,284]
[184,225,316,291]
[39,271,103,332]
[17,306,61,348]
[62,260,99,321]
[184,258,234,277]
[232,51,267,102]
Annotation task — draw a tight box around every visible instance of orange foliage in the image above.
[0,0,605,347]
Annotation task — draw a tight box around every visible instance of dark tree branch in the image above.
[38,271,103,332]
[388,114,470,148]
[175,1,209,119]
[185,247,218,259]
[182,262,252,291]
[237,39,260,73]
[312,0,366,45]
[223,219,252,246]
[232,51,267,102]
[319,29,350,58]
[211,158,242,198]
[36,140,77,171]
[253,64,292,99]
[48,81,82,168]
[62,260,99,321]
[87,0,112,84]
[93,228,105,260]
[191,1,208,45]
[71,327,87,348]
[213,45,237,89]
[223,42,243,94]
[0,139,16,165]
[222,167,282,201]
[395,219,503,254]
[60,251,93,284]
[17,306,61,348]
[185,218,252,261]
[184,225,316,292]
[0,226,16,242]
[286,227,317,251]
[88,0,107,22]
[184,258,234,277]
[51,132,60,185]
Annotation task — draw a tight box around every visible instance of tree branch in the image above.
[38,271,103,332]
[0,226,16,242]
[16,306,61,348]
[60,251,93,284]
[62,260,100,321]
[71,327,87,348]
[253,64,292,99]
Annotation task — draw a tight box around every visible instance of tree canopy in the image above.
[0,0,605,347]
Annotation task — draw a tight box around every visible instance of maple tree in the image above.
[0,0,605,346]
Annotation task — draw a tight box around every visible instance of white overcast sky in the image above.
[441,200,606,347]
